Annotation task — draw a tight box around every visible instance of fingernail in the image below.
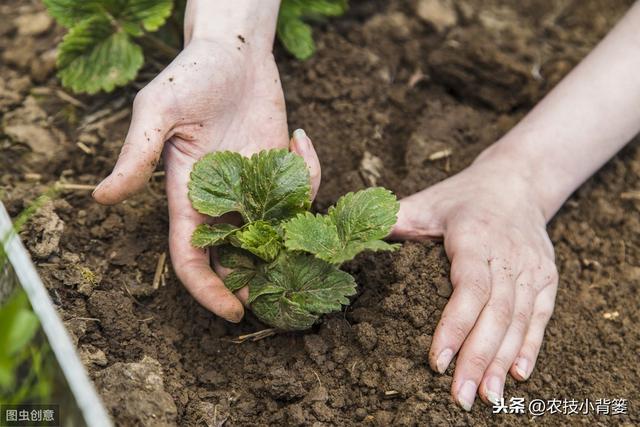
[292,128,311,153]
[436,348,453,373]
[457,380,477,411]
[485,376,502,405]
[92,178,107,198]
[514,357,529,379]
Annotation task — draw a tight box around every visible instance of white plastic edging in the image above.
[0,202,112,427]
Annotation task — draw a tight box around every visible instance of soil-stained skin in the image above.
[1,0,639,425]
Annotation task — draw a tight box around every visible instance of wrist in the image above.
[473,138,570,223]
[185,0,281,53]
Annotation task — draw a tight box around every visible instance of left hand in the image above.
[390,152,558,410]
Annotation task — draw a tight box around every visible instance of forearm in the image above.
[184,0,281,52]
[477,2,640,221]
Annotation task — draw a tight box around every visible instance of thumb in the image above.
[389,190,445,241]
[290,128,321,201]
[93,92,169,205]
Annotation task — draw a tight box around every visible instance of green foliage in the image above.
[43,0,347,93]
[43,0,172,94]
[0,289,54,404]
[285,188,400,264]
[278,0,349,60]
[189,149,398,330]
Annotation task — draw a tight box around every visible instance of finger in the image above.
[479,270,536,404]
[452,257,516,411]
[429,252,491,374]
[290,128,321,201]
[165,144,244,322]
[511,275,557,381]
[389,191,444,240]
[93,90,169,205]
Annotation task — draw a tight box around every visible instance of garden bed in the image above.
[1,0,639,425]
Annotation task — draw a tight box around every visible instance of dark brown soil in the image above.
[2,0,639,426]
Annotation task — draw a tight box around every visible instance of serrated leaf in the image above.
[42,0,102,27]
[191,223,238,248]
[241,150,311,221]
[251,293,318,331]
[330,187,399,243]
[118,0,173,34]
[299,0,348,17]
[248,252,356,330]
[282,211,341,257]
[277,0,348,60]
[284,187,400,264]
[235,221,282,262]
[57,16,143,94]
[224,270,256,293]
[217,245,256,270]
[43,0,172,34]
[277,13,315,60]
[189,151,246,218]
[189,150,310,223]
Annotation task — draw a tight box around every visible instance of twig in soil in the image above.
[383,390,400,399]
[312,370,322,387]
[55,89,87,109]
[122,281,144,306]
[79,97,126,128]
[229,328,277,343]
[152,252,167,290]
[138,317,154,322]
[76,141,95,155]
[30,87,88,109]
[55,183,96,191]
[68,317,101,322]
[83,107,131,132]
[428,148,452,161]
[621,191,640,200]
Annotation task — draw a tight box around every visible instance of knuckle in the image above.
[489,300,514,327]
[467,353,491,373]
[512,309,531,333]
[490,354,511,371]
[467,279,491,303]
[441,317,470,344]
[535,306,554,322]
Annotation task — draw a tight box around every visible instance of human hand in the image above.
[390,150,558,410]
[92,21,320,323]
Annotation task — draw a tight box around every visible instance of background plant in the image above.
[43,0,349,94]
[188,149,399,330]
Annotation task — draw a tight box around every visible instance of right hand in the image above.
[93,36,320,323]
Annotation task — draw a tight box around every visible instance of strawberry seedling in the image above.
[188,149,399,330]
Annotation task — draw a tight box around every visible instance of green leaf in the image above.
[191,223,238,248]
[251,293,318,331]
[248,252,356,330]
[277,12,315,60]
[277,0,348,60]
[224,270,256,293]
[0,291,39,357]
[189,151,246,218]
[42,0,102,27]
[189,150,310,223]
[284,187,400,264]
[235,221,282,262]
[43,0,172,33]
[118,0,173,34]
[217,245,258,293]
[57,16,143,94]
[217,245,256,270]
[241,150,311,222]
